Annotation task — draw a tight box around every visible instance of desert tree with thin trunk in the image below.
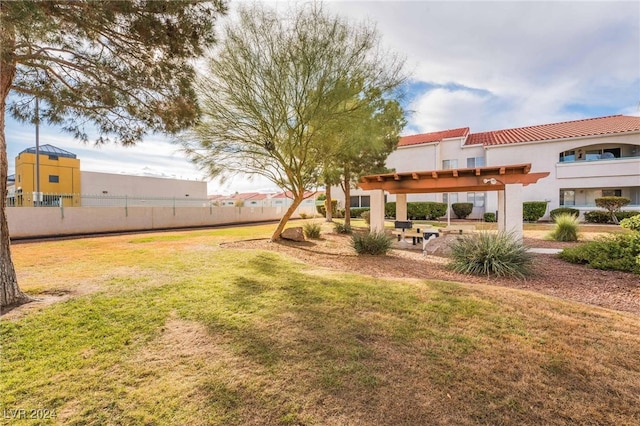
[182,3,405,241]
[0,0,226,308]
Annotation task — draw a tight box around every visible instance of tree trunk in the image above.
[325,184,333,222]
[343,170,352,227]
[1,25,32,308]
[270,192,304,242]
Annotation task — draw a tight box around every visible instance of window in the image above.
[602,189,622,197]
[467,192,485,207]
[466,157,485,168]
[560,189,575,206]
[442,193,458,204]
[48,155,59,160]
[559,150,575,162]
[48,175,59,183]
[350,195,371,208]
[442,159,458,169]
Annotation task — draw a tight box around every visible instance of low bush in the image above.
[584,211,613,224]
[549,207,579,221]
[448,231,533,278]
[616,211,640,221]
[452,202,473,219]
[523,201,548,222]
[299,212,309,219]
[361,210,371,225]
[558,233,640,274]
[483,212,496,222]
[548,213,579,242]
[620,215,640,232]
[350,207,370,218]
[334,222,352,234]
[303,222,322,239]
[384,201,447,220]
[352,231,393,255]
[316,199,338,216]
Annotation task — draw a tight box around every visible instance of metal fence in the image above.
[6,193,212,208]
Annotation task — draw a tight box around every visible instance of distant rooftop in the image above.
[19,144,77,159]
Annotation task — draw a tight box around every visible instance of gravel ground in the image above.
[225,232,640,316]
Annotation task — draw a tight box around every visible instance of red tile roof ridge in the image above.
[398,127,469,147]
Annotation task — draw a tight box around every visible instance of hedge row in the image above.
[385,202,447,220]
[583,210,640,224]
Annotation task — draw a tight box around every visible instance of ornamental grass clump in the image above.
[548,213,579,242]
[303,222,322,239]
[448,231,533,278]
[352,231,393,255]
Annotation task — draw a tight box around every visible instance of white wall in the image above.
[7,205,318,239]
[81,171,207,199]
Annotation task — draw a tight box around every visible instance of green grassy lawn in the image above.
[2,224,639,425]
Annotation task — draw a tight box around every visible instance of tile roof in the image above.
[465,115,640,146]
[399,115,640,148]
[398,128,469,147]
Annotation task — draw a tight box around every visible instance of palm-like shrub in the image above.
[303,222,322,239]
[548,213,579,242]
[448,231,533,278]
[352,231,392,255]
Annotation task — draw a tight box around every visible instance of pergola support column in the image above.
[498,183,523,241]
[370,189,386,233]
[396,194,407,221]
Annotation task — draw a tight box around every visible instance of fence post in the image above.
[173,197,176,216]
[125,195,128,217]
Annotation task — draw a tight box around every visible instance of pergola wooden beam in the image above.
[358,164,549,194]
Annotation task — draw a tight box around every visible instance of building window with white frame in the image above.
[443,193,458,204]
[560,189,575,206]
[467,192,485,207]
[442,159,458,169]
[466,157,485,168]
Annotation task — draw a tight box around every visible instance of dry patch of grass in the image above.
[2,225,640,425]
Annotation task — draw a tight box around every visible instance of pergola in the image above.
[358,163,550,240]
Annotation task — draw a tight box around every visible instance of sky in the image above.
[5,0,640,195]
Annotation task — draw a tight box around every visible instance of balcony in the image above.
[556,156,640,179]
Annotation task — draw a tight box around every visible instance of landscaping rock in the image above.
[281,227,306,242]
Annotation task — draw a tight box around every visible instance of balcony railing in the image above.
[556,156,640,179]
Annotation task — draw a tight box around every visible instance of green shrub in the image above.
[620,215,640,232]
[448,231,534,278]
[550,207,580,221]
[303,222,322,239]
[558,233,640,274]
[483,212,496,222]
[548,213,579,242]
[350,207,370,218]
[384,201,447,220]
[316,199,338,216]
[584,211,612,224]
[523,201,548,222]
[452,202,473,219]
[334,222,352,234]
[299,212,309,219]
[361,210,371,225]
[616,211,640,221]
[352,231,393,255]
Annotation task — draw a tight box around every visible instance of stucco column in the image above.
[369,189,385,233]
[502,183,524,241]
[395,193,407,221]
[497,189,506,232]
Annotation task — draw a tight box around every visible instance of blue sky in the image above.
[5,0,639,194]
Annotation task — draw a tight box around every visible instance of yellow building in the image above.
[14,144,81,207]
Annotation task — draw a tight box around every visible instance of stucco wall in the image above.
[7,205,317,239]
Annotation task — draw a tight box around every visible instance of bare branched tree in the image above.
[183,3,405,241]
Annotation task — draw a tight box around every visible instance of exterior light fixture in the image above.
[483,178,497,185]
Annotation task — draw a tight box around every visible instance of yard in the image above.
[1,222,639,425]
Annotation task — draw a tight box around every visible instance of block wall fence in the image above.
[7,205,318,239]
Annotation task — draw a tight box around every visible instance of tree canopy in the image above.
[0,0,227,307]
[183,3,406,241]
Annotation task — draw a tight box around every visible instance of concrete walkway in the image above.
[527,248,563,254]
